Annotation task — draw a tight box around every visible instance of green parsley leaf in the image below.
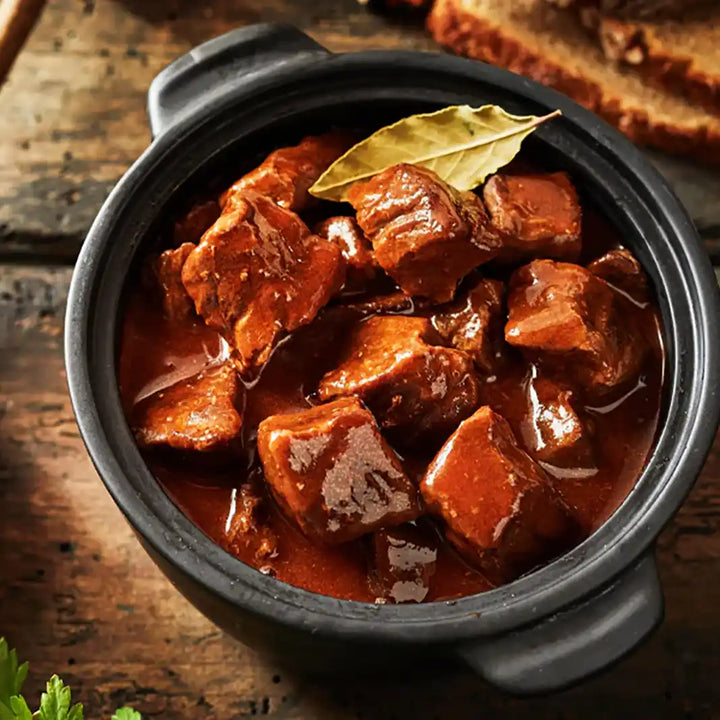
[111,709,142,720]
[0,640,139,720]
[34,676,83,720]
[10,697,33,720]
[0,695,33,720]
[0,639,29,711]
[65,707,82,720]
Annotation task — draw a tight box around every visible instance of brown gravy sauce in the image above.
[118,204,664,603]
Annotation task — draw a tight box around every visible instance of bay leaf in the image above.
[309,105,561,201]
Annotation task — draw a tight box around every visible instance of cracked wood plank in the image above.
[1,263,720,718]
[0,0,432,263]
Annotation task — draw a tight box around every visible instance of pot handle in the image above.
[147,24,329,138]
[459,552,663,695]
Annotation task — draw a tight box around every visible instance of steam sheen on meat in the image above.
[318,316,481,441]
[519,368,596,470]
[348,164,501,302]
[181,192,345,379]
[369,524,439,604]
[587,248,648,301]
[431,278,506,374]
[421,406,579,584]
[505,260,645,394]
[121,127,664,605]
[484,172,582,262]
[131,362,242,452]
[314,215,379,290]
[221,132,352,213]
[223,479,279,569]
[257,397,421,544]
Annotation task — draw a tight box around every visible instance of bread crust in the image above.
[580,10,720,115]
[428,0,720,164]
[545,0,715,21]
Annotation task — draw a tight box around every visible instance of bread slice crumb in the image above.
[574,6,720,115]
[428,0,720,163]
[545,0,716,21]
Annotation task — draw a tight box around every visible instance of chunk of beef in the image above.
[182,192,345,379]
[431,278,506,374]
[155,242,196,321]
[172,200,220,246]
[370,0,430,7]
[132,362,242,452]
[348,164,501,302]
[257,397,420,545]
[314,216,379,290]
[421,406,579,584]
[317,316,480,441]
[369,524,438,604]
[220,132,352,213]
[223,480,279,570]
[341,290,419,317]
[484,173,582,262]
[505,260,644,394]
[588,248,648,301]
[520,369,595,470]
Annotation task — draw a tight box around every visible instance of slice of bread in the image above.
[569,6,720,115]
[428,0,720,163]
[546,0,715,21]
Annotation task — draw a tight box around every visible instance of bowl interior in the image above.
[68,53,717,641]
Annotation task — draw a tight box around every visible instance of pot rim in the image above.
[65,49,720,645]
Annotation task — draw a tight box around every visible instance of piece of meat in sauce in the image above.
[182,191,345,379]
[369,523,438,604]
[341,290,417,317]
[155,242,196,321]
[505,259,645,395]
[314,216,379,291]
[588,248,648,301]
[421,406,579,584]
[317,316,480,441]
[220,132,352,213]
[223,478,279,571]
[257,397,421,545]
[431,278,506,375]
[131,362,242,452]
[520,369,596,471]
[172,200,221,246]
[483,173,582,262]
[348,164,501,302]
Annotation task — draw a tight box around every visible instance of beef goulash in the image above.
[118,131,665,604]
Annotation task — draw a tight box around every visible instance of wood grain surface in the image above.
[0,0,719,264]
[2,264,719,718]
[2,0,720,717]
[0,0,47,85]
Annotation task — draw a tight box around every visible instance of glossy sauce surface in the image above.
[119,293,497,600]
[118,201,664,602]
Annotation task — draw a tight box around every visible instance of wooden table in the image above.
[2,1,719,717]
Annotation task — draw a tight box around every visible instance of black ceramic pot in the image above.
[65,24,720,695]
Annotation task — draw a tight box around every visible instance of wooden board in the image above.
[2,268,720,719]
[2,0,720,717]
[0,0,433,263]
[0,0,719,264]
